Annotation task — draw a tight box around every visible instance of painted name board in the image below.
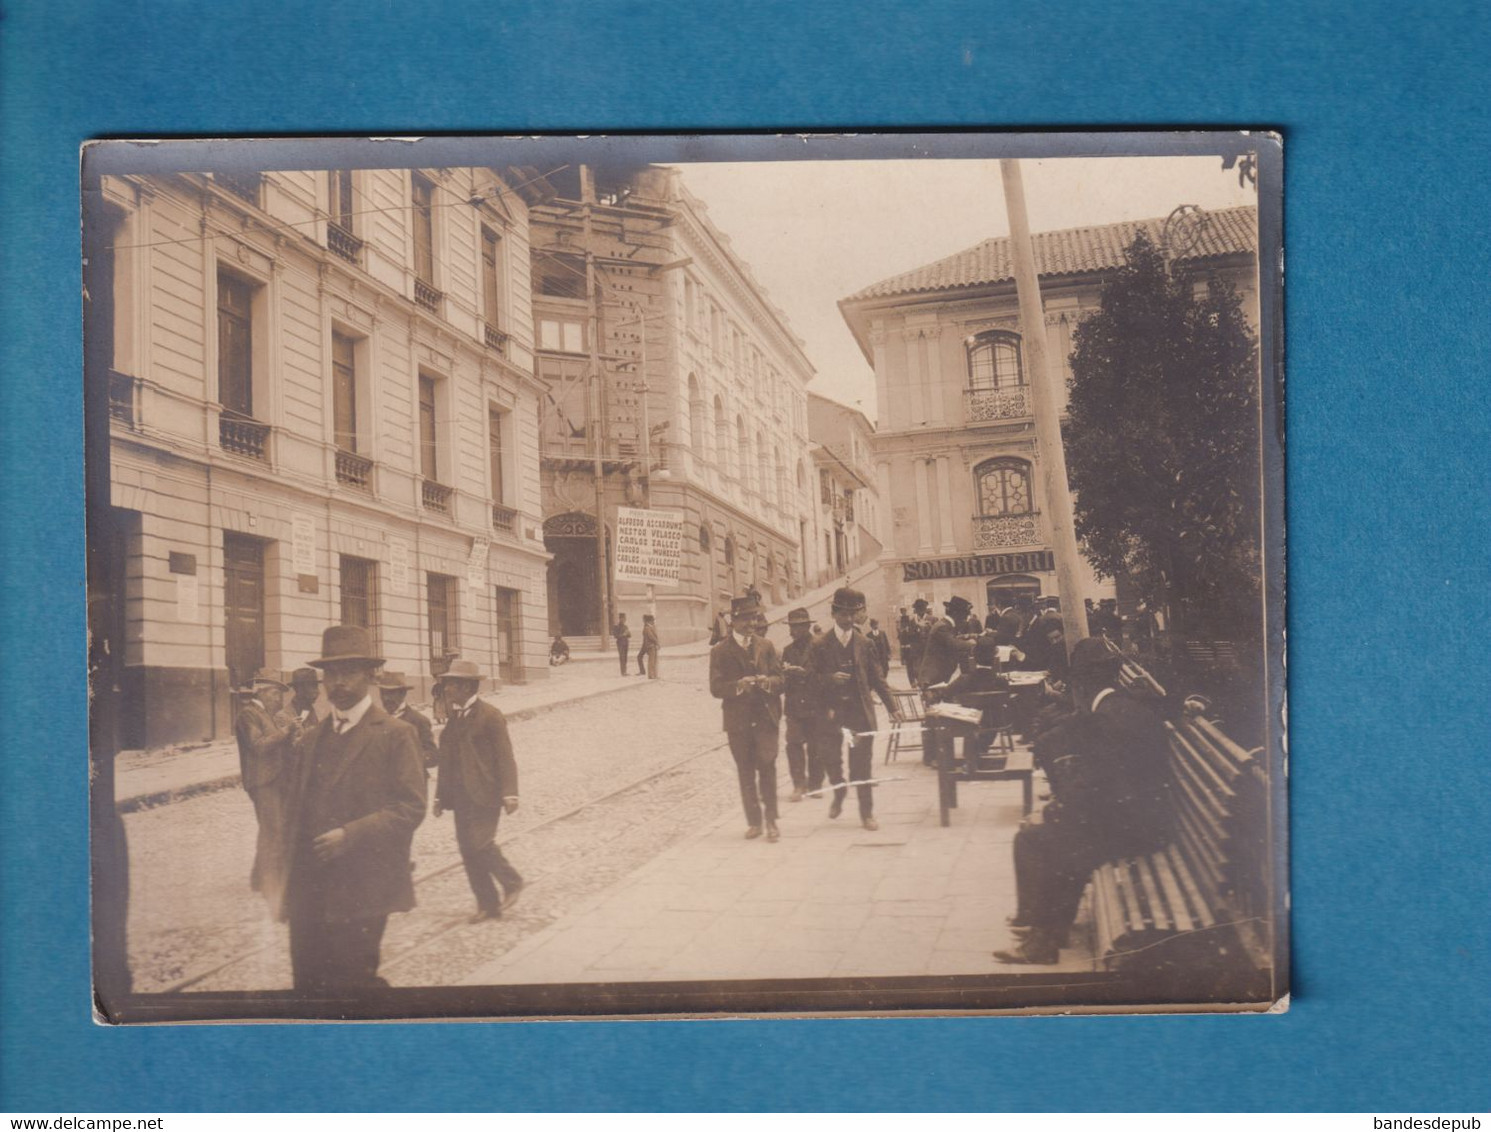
[614,506,684,587]
[901,551,1054,582]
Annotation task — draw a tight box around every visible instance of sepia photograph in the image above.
[82,132,1285,1022]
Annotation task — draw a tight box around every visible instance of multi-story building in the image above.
[806,392,881,586]
[530,166,819,645]
[839,206,1259,620]
[90,165,551,747]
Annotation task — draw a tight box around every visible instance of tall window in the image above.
[481,227,503,328]
[967,331,1024,390]
[488,406,506,503]
[340,555,377,631]
[418,375,439,481]
[411,174,435,285]
[217,270,254,417]
[427,573,459,658]
[976,457,1033,516]
[329,170,355,234]
[332,331,357,452]
[687,375,705,458]
[538,318,584,353]
[714,395,730,477]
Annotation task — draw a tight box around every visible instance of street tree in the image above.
[1064,231,1261,640]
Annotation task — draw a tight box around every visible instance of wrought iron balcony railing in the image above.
[491,504,517,533]
[964,385,1033,423]
[108,370,137,427]
[327,223,363,264]
[484,323,509,354]
[971,511,1043,550]
[335,449,373,490]
[414,278,442,313]
[219,414,271,462]
[421,479,453,514]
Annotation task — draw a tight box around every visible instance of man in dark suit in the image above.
[639,613,661,679]
[865,618,892,678]
[709,595,785,842]
[235,669,303,910]
[809,587,903,832]
[433,658,524,922]
[994,637,1173,965]
[287,667,322,727]
[279,626,426,992]
[377,671,437,770]
[612,613,632,675]
[780,607,822,803]
[918,596,975,768]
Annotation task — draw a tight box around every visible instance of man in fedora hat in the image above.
[709,594,785,841]
[994,636,1172,965]
[918,596,976,768]
[780,607,823,803]
[639,613,661,679]
[235,669,303,910]
[287,667,322,727]
[433,658,524,921]
[809,587,902,832]
[377,671,437,770]
[279,626,426,991]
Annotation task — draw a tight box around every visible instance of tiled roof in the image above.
[844,205,1257,303]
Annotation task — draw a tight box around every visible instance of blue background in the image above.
[2,0,1488,1113]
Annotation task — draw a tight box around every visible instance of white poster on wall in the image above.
[388,539,410,596]
[466,537,490,592]
[291,512,316,575]
[614,507,684,587]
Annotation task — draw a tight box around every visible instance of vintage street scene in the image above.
[83,136,1283,1019]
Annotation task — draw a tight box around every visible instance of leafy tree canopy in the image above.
[1064,231,1261,639]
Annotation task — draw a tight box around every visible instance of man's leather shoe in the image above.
[765,822,780,842]
[500,884,524,912]
[1006,913,1030,927]
[993,928,1060,965]
[861,817,879,832]
[745,826,763,840]
[468,908,501,924]
[789,789,803,802]
[828,796,844,819]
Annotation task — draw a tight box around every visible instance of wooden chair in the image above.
[883,689,926,763]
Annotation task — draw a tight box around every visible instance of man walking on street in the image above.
[780,607,823,804]
[377,671,437,770]
[810,587,902,832]
[434,659,524,922]
[279,626,426,992]
[709,595,785,842]
[866,618,892,678]
[639,613,661,679]
[612,613,632,675]
[235,669,303,910]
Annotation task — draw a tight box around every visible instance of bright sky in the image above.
[673,155,1257,418]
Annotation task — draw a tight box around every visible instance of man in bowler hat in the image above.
[809,587,902,831]
[433,659,524,921]
[235,669,302,910]
[377,671,437,770]
[279,626,426,991]
[709,595,785,841]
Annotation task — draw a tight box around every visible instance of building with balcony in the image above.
[529,166,819,644]
[90,164,551,747]
[806,392,881,586]
[839,205,1259,620]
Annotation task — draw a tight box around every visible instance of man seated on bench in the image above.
[994,637,1174,965]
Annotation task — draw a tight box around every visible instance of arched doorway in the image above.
[986,574,1042,614]
[545,512,605,637]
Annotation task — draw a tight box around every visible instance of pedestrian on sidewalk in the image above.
[279,626,426,992]
[612,613,632,675]
[780,607,824,803]
[866,618,892,678]
[433,659,524,923]
[377,671,437,771]
[809,587,903,832]
[709,594,785,842]
[639,614,661,679]
[234,669,303,912]
[288,667,321,726]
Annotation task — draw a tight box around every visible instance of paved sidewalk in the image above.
[114,666,654,811]
[463,757,1094,984]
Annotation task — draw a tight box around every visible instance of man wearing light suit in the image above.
[709,594,785,842]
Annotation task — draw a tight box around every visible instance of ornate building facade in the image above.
[530,166,820,645]
[91,165,551,746]
[807,392,881,587]
[839,206,1259,619]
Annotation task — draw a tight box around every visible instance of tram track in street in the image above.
[162,736,730,993]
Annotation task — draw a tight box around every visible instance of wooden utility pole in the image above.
[581,165,610,639]
[999,159,1088,656]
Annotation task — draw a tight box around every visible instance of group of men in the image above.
[233,625,524,993]
[898,592,1068,691]
[708,587,904,841]
[611,612,661,678]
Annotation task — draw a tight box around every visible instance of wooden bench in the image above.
[929,691,1036,825]
[1087,697,1272,990]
